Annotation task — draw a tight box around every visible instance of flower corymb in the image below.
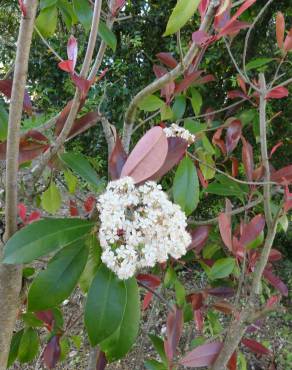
[97,177,191,279]
[164,123,196,144]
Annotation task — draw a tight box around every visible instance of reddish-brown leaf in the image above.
[271,165,292,184]
[206,287,235,298]
[179,341,223,367]
[276,12,285,50]
[192,30,210,45]
[194,308,204,332]
[43,336,61,369]
[109,134,128,180]
[226,119,242,154]
[197,167,209,188]
[188,293,203,310]
[0,79,32,114]
[218,212,232,251]
[164,306,183,363]
[241,338,271,356]
[266,86,289,99]
[227,351,237,370]
[218,20,250,37]
[227,90,248,100]
[18,203,27,223]
[263,269,288,296]
[268,249,282,262]
[67,35,78,70]
[121,126,168,184]
[241,136,254,181]
[198,0,210,20]
[212,128,226,155]
[194,74,215,86]
[149,137,188,181]
[188,226,211,253]
[284,29,292,52]
[136,273,161,288]
[266,295,281,308]
[28,211,41,223]
[35,310,54,330]
[58,60,74,73]
[111,0,126,16]
[18,0,26,16]
[153,65,175,103]
[284,184,292,212]
[230,157,239,177]
[142,291,154,310]
[83,196,96,213]
[156,52,178,69]
[96,351,108,370]
[214,0,231,30]
[55,99,86,136]
[239,214,265,247]
[270,141,283,158]
[175,71,203,94]
[71,74,94,98]
[69,200,79,216]
[67,111,101,141]
[213,301,234,315]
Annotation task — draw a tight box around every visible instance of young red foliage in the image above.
[109,134,128,180]
[239,214,265,248]
[156,52,178,69]
[227,351,237,370]
[194,308,204,332]
[266,86,289,99]
[69,200,79,216]
[284,185,292,212]
[226,119,242,154]
[276,12,285,50]
[241,136,254,181]
[179,342,223,367]
[284,29,292,52]
[263,269,288,296]
[271,165,292,184]
[241,338,271,356]
[188,226,211,253]
[67,111,101,141]
[175,71,203,94]
[164,306,183,364]
[83,196,96,213]
[43,336,61,369]
[0,79,32,114]
[270,141,283,158]
[218,212,232,251]
[18,0,27,16]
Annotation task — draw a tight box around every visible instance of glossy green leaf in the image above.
[98,20,117,51]
[41,181,62,214]
[85,264,127,345]
[100,278,140,361]
[22,312,43,327]
[138,95,165,112]
[35,6,58,37]
[191,88,202,116]
[3,218,94,264]
[145,359,168,370]
[184,119,207,134]
[64,169,78,194]
[60,152,100,188]
[172,95,186,120]
[58,0,78,29]
[206,175,248,200]
[160,103,173,120]
[28,240,89,311]
[149,335,168,366]
[79,235,102,293]
[173,156,199,215]
[73,0,92,31]
[246,58,274,71]
[0,102,8,141]
[175,279,186,307]
[7,330,24,368]
[40,0,57,9]
[164,0,200,36]
[17,328,39,363]
[197,150,216,180]
[209,258,236,280]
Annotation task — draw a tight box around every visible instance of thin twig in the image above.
[34,25,63,62]
[132,110,161,133]
[138,281,175,313]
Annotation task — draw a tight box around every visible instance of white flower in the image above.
[97,177,191,279]
[164,123,196,144]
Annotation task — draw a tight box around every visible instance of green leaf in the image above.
[60,337,70,361]
[98,20,117,51]
[3,218,94,264]
[245,58,274,71]
[60,152,100,188]
[191,88,202,116]
[40,0,57,9]
[100,278,140,361]
[238,351,247,370]
[28,240,89,311]
[149,335,168,365]
[41,182,62,214]
[138,95,165,112]
[207,310,222,335]
[7,330,24,368]
[197,149,216,180]
[173,156,199,215]
[164,0,200,36]
[202,244,220,259]
[145,359,167,370]
[201,134,215,155]
[35,6,58,37]
[58,0,78,29]
[22,312,43,327]
[172,95,186,120]
[17,328,39,363]
[175,279,186,307]
[0,102,8,141]
[64,169,78,194]
[73,0,92,31]
[208,258,236,280]
[79,235,102,293]
[160,103,173,120]
[85,264,127,345]
[205,175,248,200]
[184,118,207,134]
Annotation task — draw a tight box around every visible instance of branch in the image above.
[138,281,175,313]
[122,0,220,152]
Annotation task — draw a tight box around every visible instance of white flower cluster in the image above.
[164,123,196,144]
[97,177,191,280]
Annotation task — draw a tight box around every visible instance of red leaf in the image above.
[271,165,292,184]
[188,226,211,253]
[153,65,167,79]
[18,203,27,223]
[270,141,283,158]
[0,79,32,114]
[226,119,242,154]
[175,71,203,94]
[239,214,265,247]
[84,196,96,213]
[206,287,235,298]
[197,167,209,188]
[35,310,54,329]
[156,52,178,69]
[218,212,232,251]
[55,99,85,136]
[136,273,161,289]
[71,74,95,98]
[212,128,226,155]
[230,157,239,177]
[142,291,153,310]
[69,200,79,216]
[67,35,78,71]
[109,135,128,180]
[121,126,168,184]
[43,336,61,369]
[149,137,188,181]
[96,351,108,370]
[268,249,282,262]
[198,0,210,20]
[58,60,74,73]
[18,0,26,16]
[194,74,215,85]
[214,0,231,30]
[241,338,271,356]
[213,301,234,315]
[28,211,41,223]
[153,65,175,103]
[241,136,254,181]
[284,185,292,212]
[164,306,183,363]
[266,86,289,99]
[111,0,126,16]
[218,20,250,37]
[284,29,292,52]
[263,269,288,296]
[227,351,237,370]
[194,308,204,332]
[227,90,248,100]
[276,12,285,50]
[266,295,281,308]
[189,293,203,310]
[179,342,223,367]
[67,111,101,141]
[192,30,210,45]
